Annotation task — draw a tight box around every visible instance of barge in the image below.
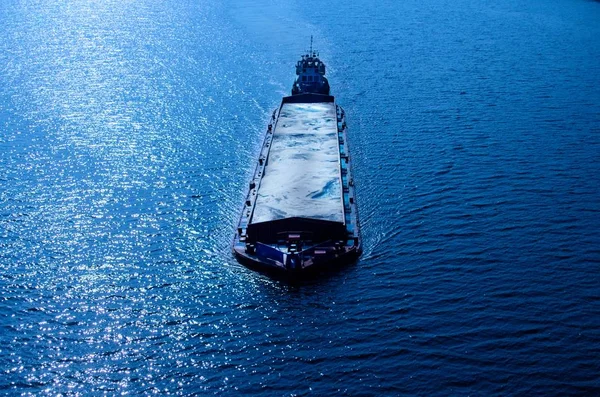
[233,45,361,274]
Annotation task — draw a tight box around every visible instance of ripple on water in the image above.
[1,0,600,394]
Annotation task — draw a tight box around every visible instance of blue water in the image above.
[1,0,599,394]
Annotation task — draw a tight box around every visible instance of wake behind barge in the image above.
[233,48,360,274]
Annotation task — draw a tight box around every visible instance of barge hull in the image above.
[233,94,360,274]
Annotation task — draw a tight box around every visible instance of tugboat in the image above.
[233,39,361,275]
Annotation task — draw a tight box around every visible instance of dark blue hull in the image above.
[232,241,361,277]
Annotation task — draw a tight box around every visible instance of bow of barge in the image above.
[233,46,360,275]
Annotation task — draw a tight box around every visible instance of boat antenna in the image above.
[310,35,313,55]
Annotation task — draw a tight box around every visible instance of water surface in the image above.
[1,0,599,394]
